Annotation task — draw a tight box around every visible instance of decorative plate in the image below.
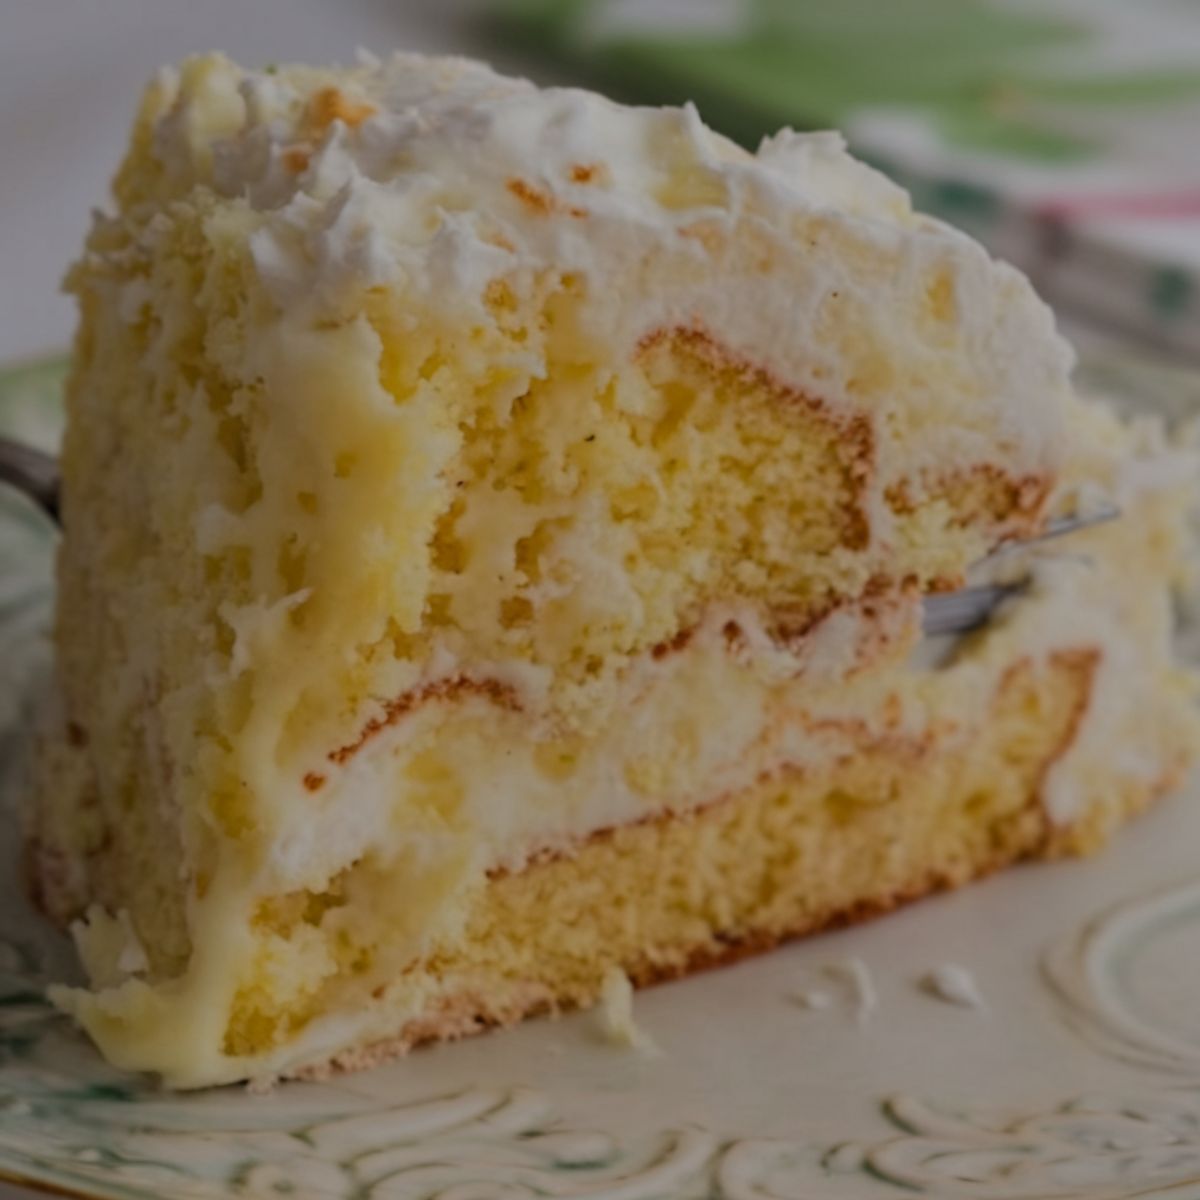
[2,353,1200,1200]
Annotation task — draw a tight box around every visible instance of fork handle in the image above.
[0,435,60,521]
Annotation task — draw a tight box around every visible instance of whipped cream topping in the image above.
[127,52,1070,483]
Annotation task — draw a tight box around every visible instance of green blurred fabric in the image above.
[497,0,1200,163]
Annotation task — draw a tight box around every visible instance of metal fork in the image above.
[0,435,58,522]
[921,507,1118,636]
[0,434,1116,637]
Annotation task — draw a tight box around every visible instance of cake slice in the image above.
[28,52,1198,1088]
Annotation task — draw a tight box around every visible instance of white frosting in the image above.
[140,52,1069,487]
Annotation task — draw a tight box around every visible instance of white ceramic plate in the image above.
[2,355,1200,1200]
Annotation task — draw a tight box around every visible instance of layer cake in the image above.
[27,52,1198,1087]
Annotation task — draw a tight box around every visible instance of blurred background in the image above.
[3,0,1200,365]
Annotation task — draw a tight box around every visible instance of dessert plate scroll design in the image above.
[6,935,1200,1199]
[1043,878,1200,1078]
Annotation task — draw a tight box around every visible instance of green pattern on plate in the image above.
[0,356,67,453]
[0,358,63,737]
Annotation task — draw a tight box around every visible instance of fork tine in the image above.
[0,435,59,521]
[1012,505,1120,548]
[922,582,1027,637]
[921,506,1120,637]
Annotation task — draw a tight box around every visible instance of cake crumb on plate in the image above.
[920,963,987,1010]
[597,967,661,1055]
